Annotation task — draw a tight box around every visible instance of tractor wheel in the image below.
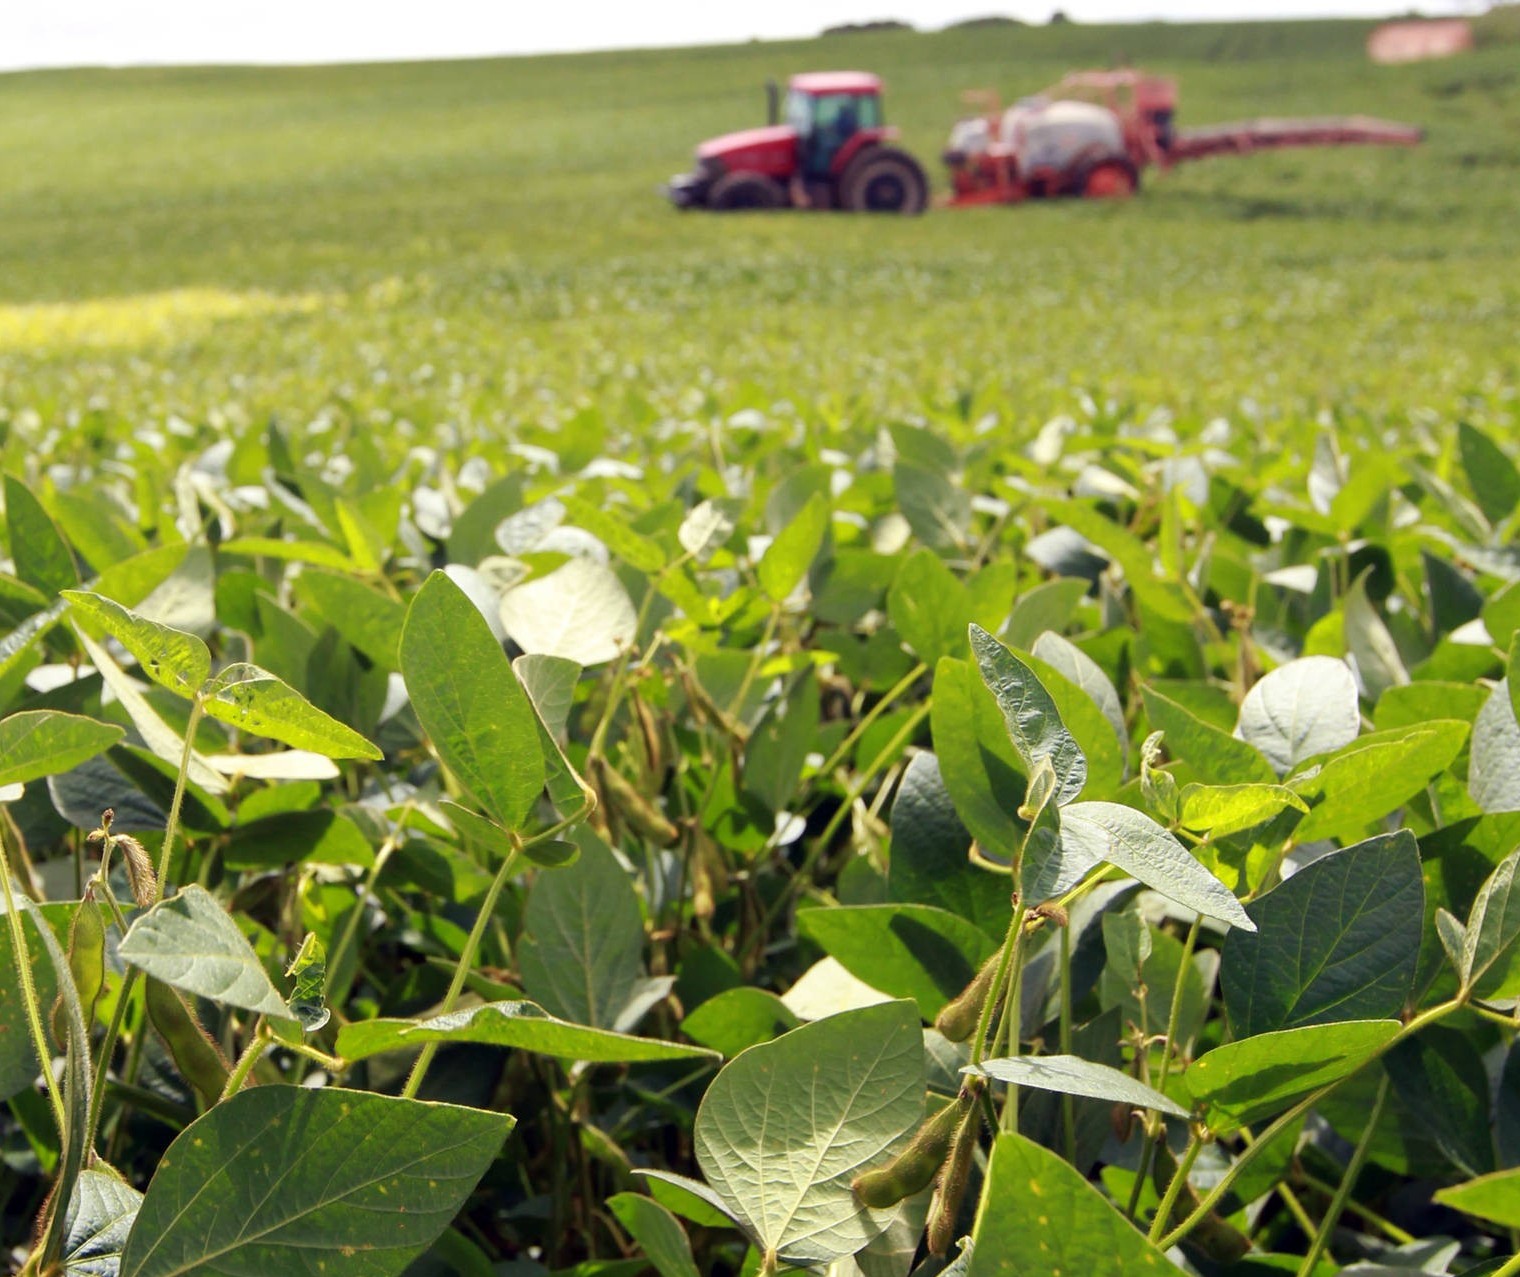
[839,146,929,215]
[1081,160,1139,200]
[708,172,787,211]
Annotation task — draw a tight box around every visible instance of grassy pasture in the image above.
[0,18,1515,440]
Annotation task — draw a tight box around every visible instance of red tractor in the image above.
[943,69,1423,206]
[665,72,929,214]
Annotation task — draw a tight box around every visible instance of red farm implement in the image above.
[943,69,1423,206]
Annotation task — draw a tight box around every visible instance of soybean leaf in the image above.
[608,1194,701,1277]
[797,903,995,1020]
[1003,578,1088,651]
[7,474,79,597]
[1059,801,1254,931]
[969,624,1086,805]
[63,591,210,699]
[1461,848,1520,1000]
[64,1168,142,1277]
[118,1086,510,1277]
[1142,686,1275,787]
[1291,720,1467,843]
[967,1133,1178,1277]
[888,549,969,666]
[887,752,1008,941]
[1041,498,1194,625]
[634,1171,738,1230]
[499,556,638,665]
[929,656,1029,868]
[1469,681,1520,813]
[335,1000,719,1064]
[1102,907,1152,990]
[518,832,644,1028]
[694,1000,924,1267]
[968,1054,1188,1118]
[743,668,819,814]
[222,810,374,870]
[119,885,291,1020]
[1033,630,1127,751]
[562,497,667,574]
[1236,657,1360,777]
[678,500,737,563]
[401,570,544,829]
[1184,1020,1401,1132]
[1434,1168,1520,1230]
[1345,569,1410,703]
[513,653,589,817]
[0,906,60,1101]
[1021,648,1125,798]
[202,663,383,760]
[1178,783,1308,839]
[895,463,970,553]
[1385,1028,1495,1177]
[758,491,829,602]
[1222,832,1423,1036]
[292,570,406,669]
[1459,422,1520,526]
[0,711,123,787]
[681,988,799,1058]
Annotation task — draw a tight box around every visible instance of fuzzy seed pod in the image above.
[596,759,680,847]
[935,950,1002,1042]
[852,1091,971,1209]
[927,1102,981,1255]
[115,834,158,908]
[145,977,232,1108]
[52,892,106,1046]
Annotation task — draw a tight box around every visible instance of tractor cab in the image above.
[664,70,928,214]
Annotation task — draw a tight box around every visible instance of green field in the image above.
[0,17,1516,437]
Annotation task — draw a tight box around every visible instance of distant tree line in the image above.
[821,12,1071,36]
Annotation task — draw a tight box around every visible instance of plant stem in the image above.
[220,1018,269,1101]
[0,840,66,1136]
[83,967,140,1159]
[1492,1251,1520,1277]
[999,910,1032,1133]
[1297,1074,1389,1277]
[972,903,1026,1068]
[155,694,205,899]
[1157,997,1463,1251]
[402,838,526,1098]
[1059,921,1076,1163]
[1293,1171,1414,1245]
[1148,1133,1204,1243]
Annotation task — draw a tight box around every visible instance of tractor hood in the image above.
[696,124,798,175]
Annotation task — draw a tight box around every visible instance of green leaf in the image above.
[680,987,799,1058]
[1291,720,1467,843]
[743,668,819,814]
[401,570,544,829]
[1344,569,1409,703]
[1221,831,1423,1036]
[562,497,668,574]
[888,549,969,666]
[119,885,291,1020]
[895,463,970,553]
[1434,1168,1520,1229]
[1459,421,1520,526]
[202,662,382,760]
[0,711,123,787]
[1236,657,1360,777]
[1033,630,1127,752]
[966,1133,1178,1277]
[1177,783,1307,839]
[797,903,995,1020]
[607,1194,700,1277]
[1058,801,1254,931]
[1470,680,1520,813]
[518,832,644,1028]
[222,810,374,870]
[1185,1020,1400,1132]
[1101,907,1152,990]
[119,1086,510,1277]
[1041,498,1193,625]
[513,653,589,817]
[6,474,79,597]
[1461,848,1520,999]
[220,535,355,570]
[292,569,406,669]
[1385,1028,1495,1176]
[887,752,1008,940]
[694,1000,924,1267]
[758,491,829,602]
[1143,685,1273,788]
[677,500,737,563]
[969,623,1086,806]
[969,1054,1188,1117]
[335,999,719,1064]
[0,905,60,1102]
[62,591,210,700]
[634,1171,738,1230]
[1003,578,1088,651]
[63,1168,143,1277]
[283,933,329,1032]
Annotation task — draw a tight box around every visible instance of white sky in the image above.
[1,2,1487,72]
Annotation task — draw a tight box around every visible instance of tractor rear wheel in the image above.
[839,147,929,215]
[1081,160,1139,200]
[708,172,787,211]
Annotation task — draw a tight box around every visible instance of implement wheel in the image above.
[709,172,787,211]
[1081,160,1139,200]
[839,146,929,215]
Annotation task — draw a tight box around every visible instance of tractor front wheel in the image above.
[708,172,787,211]
[839,147,929,215]
[1081,161,1139,200]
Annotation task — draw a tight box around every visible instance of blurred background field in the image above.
[0,16,1515,441]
